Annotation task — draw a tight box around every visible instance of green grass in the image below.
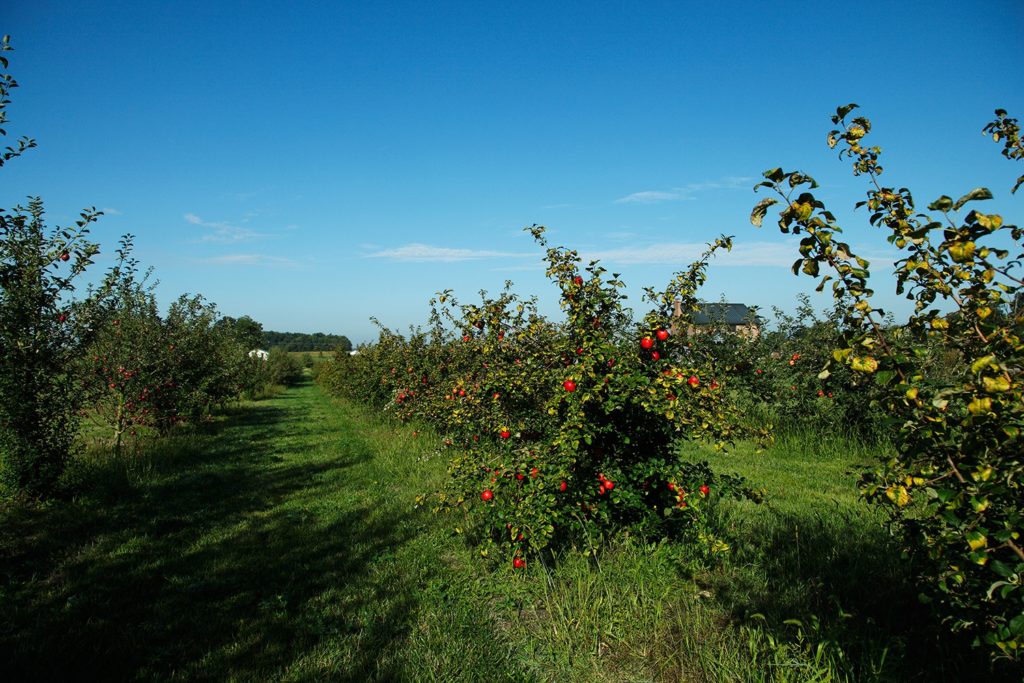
[1,383,1016,681]
[0,380,530,681]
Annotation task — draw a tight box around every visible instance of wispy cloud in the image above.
[582,241,795,267]
[196,254,302,268]
[580,239,899,269]
[615,190,686,204]
[364,243,529,262]
[615,176,754,204]
[184,212,266,243]
[101,207,123,216]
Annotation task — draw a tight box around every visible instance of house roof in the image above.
[691,303,759,326]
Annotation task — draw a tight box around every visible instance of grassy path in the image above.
[0,380,530,681]
[3,381,1011,682]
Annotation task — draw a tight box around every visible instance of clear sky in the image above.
[3,1,1022,344]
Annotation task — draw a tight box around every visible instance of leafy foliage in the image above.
[262,330,352,353]
[83,251,278,454]
[0,38,110,497]
[320,228,766,567]
[753,104,1023,658]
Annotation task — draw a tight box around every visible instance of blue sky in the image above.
[4,1,1022,344]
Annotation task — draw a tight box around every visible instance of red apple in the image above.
[687,375,699,387]
[699,484,710,496]
[60,251,70,262]
[656,328,669,341]
[563,379,577,392]
[651,351,660,361]
[481,489,494,501]
[559,480,567,492]
[604,480,615,491]
[500,429,511,439]
[573,276,583,286]
[640,336,654,349]
[513,557,526,569]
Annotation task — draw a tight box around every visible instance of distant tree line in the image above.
[263,330,352,353]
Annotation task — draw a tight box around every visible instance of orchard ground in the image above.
[0,380,1011,681]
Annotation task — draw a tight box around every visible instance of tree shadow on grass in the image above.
[0,395,428,681]
[709,504,1017,682]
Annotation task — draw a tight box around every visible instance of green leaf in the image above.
[834,103,859,121]
[953,187,993,211]
[750,198,778,228]
[991,560,1015,578]
[927,195,954,212]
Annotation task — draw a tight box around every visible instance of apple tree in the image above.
[0,37,113,496]
[752,105,1023,658]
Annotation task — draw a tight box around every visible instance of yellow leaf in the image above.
[885,485,910,508]
[850,356,879,373]
[930,318,949,330]
[948,241,976,263]
[966,531,987,552]
[833,348,853,363]
[982,376,1010,393]
[968,397,992,415]
[905,387,919,400]
[970,355,996,373]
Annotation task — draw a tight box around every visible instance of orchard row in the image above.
[321,107,1023,659]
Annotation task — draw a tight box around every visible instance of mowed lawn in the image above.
[0,380,530,681]
[1,381,1008,681]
